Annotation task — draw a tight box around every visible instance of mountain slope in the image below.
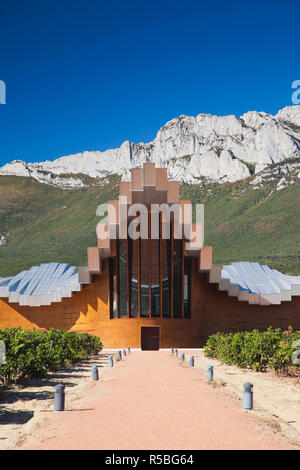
[1,106,300,188]
[0,175,120,276]
[0,158,299,277]
[181,158,300,274]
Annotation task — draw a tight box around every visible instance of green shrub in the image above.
[0,327,102,385]
[204,327,300,374]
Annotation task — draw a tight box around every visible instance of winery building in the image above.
[0,163,300,349]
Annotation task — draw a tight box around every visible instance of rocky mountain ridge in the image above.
[1,105,300,189]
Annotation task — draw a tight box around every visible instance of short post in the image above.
[174,349,178,358]
[92,365,99,381]
[207,365,214,383]
[171,347,174,355]
[109,355,114,367]
[123,349,127,357]
[54,384,65,411]
[118,350,122,361]
[180,352,185,362]
[128,347,131,354]
[243,382,253,410]
[0,340,6,365]
[189,355,194,367]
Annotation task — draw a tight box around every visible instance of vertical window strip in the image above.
[184,258,192,319]
[159,212,163,318]
[116,240,120,318]
[181,237,185,317]
[171,218,174,318]
[118,239,128,317]
[138,235,141,318]
[162,227,171,318]
[173,238,183,318]
[150,237,160,318]
[126,236,130,318]
[148,205,152,319]
[109,257,118,319]
[140,237,150,317]
[129,238,139,317]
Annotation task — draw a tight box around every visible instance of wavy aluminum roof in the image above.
[221,262,300,305]
[0,263,80,306]
[0,261,299,307]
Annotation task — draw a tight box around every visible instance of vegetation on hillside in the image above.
[181,169,300,274]
[0,160,299,277]
[0,174,120,276]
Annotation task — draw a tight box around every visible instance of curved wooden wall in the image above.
[0,259,300,348]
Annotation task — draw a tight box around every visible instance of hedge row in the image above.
[0,327,103,385]
[204,327,300,374]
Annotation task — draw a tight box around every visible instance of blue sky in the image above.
[0,0,299,166]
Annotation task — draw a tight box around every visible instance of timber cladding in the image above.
[0,257,300,348]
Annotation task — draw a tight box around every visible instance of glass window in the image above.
[173,239,183,318]
[109,257,118,318]
[162,238,171,317]
[118,239,128,317]
[184,258,191,318]
[140,239,149,317]
[112,223,191,320]
[151,239,160,317]
[129,238,139,317]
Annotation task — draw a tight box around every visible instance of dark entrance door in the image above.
[141,327,160,350]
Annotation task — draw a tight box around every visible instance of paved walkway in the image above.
[23,351,296,450]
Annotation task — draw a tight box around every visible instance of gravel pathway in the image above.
[18,350,298,450]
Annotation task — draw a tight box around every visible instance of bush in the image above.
[204,327,300,374]
[0,327,102,385]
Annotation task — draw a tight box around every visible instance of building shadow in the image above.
[4,275,106,332]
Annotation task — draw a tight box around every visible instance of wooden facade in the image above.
[0,258,300,349]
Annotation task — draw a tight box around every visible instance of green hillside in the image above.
[0,162,299,277]
[181,177,300,275]
[0,175,120,276]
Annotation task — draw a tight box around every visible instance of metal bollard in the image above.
[54,384,65,411]
[118,350,122,361]
[207,365,214,382]
[92,365,99,381]
[243,382,253,410]
[174,349,178,357]
[180,352,185,362]
[109,355,114,367]
[123,349,127,357]
[128,347,131,354]
[189,355,194,367]
[171,347,174,355]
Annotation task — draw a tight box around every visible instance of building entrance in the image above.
[141,326,160,350]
